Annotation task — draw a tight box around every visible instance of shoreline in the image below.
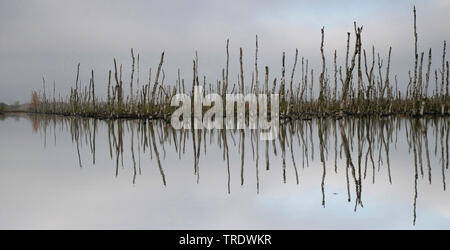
[4,109,449,123]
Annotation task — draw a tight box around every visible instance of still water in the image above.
[0,113,449,229]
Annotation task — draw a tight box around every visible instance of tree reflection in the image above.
[26,114,449,225]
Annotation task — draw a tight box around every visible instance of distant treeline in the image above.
[0,102,29,113]
[0,103,6,113]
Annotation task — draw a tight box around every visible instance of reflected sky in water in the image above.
[0,113,449,229]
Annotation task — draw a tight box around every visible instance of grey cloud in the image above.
[0,0,449,104]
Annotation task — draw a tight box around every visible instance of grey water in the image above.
[0,113,449,229]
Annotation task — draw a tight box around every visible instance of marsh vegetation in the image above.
[28,8,449,120]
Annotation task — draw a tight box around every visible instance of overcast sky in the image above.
[1,0,449,104]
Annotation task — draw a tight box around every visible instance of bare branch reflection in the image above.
[27,114,449,226]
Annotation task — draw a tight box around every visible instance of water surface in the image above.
[0,113,449,229]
